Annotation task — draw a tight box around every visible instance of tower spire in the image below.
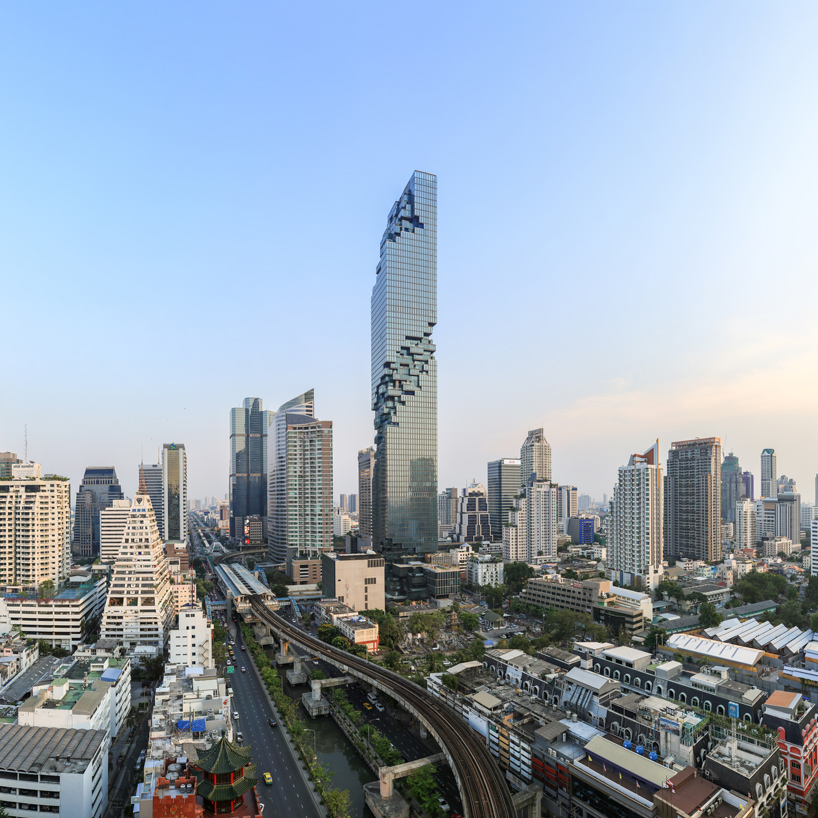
[138,461,147,494]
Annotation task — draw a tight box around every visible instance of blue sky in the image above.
[2,2,818,504]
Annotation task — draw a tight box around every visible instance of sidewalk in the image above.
[233,623,328,818]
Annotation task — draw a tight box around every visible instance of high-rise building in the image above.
[735,499,756,550]
[454,481,491,542]
[608,442,663,591]
[761,448,777,498]
[339,494,348,512]
[520,429,551,486]
[162,443,187,545]
[0,463,70,589]
[100,498,132,564]
[267,389,332,564]
[503,477,558,564]
[815,474,818,506]
[229,397,273,541]
[321,551,385,612]
[348,494,357,514]
[357,448,374,540]
[437,488,458,539]
[812,519,818,577]
[741,471,755,502]
[720,452,744,524]
[73,467,124,558]
[802,503,816,530]
[371,171,438,592]
[557,485,578,534]
[0,452,21,479]
[487,459,521,542]
[778,475,797,495]
[664,437,722,562]
[776,492,801,545]
[141,464,163,537]
[100,473,173,650]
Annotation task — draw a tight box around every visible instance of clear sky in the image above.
[3,2,818,506]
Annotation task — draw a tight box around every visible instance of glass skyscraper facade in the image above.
[162,443,188,544]
[371,171,438,598]
[487,459,521,541]
[73,467,124,558]
[229,398,273,540]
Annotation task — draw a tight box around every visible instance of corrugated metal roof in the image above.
[666,633,763,666]
[565,667,611,691]
[583,735,672,787]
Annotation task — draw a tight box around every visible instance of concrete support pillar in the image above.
[380,771,394,799]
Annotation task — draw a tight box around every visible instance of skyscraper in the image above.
[100,498,132,564]
[0,463,70,589]
[371,171,438,592]
[229,398,273,540]
[339,494,348,512]
[0,452,21,479]
[741,471,755,502]
[664,437,722,562]
[503,476,558,564]
[267,389,333,564]
[720,453,749,525]
[347,494,357,514]
[776,492,801,546]
[487,459,521,542]
[557,485,578,535]
[437,488,458,537]
[609,442,663,590]
[761,448,777,498]
[73,467,124,558]
[735,499,756,550]
[520,429,551,486]
[357,448,374,540]
[162,443,188,545]
[141,463,163,537]
[454,481,491,543]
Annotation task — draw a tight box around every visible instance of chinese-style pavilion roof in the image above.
[193,736,253,775]
[197,772,257,803]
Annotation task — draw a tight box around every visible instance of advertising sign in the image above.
[728,702,740,719]
[660,717,680,734]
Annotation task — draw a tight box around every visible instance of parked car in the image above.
[233,712,239,720]
[438,798,450,812]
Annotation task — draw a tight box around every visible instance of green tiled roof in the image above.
[197,772,257,802]
[194,737,253,774]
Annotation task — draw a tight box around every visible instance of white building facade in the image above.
[99,498,131,564]
[169,605,213,668]
[503,478,557,564]
[466,555,504,588]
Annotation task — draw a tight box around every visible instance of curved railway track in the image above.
[249,597,515,818]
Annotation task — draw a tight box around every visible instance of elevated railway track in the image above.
[249,596,515,818]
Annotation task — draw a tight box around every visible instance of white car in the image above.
[233,712,239,720]
[438,798,450,812]
[375,703,385,712]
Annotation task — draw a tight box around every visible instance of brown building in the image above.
[321,551,384,611]
[165,542,190,574]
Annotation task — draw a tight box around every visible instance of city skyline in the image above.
[4,4,818,505]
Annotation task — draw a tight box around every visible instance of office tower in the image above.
[229,397,273,541]
[761,449,776,498]
[520,429,551,486]
[503,477,558,564]
[339,494,348,512]
[608,442,663,591]
[487,459,521,542]
[321,551,385,612]
[776,492,801,545]
[557,485,578,534]
[267,389,332,564]
[778,476,797,495]
[0,452,21,479]
[100,474,173,649]
[735,499,756,550]
[578,493,592,510]
[162,444,187,544]
[0,463,70,589]
[454,481,491,542]
[100,498,132,564]
[664,437,722,562]
[437,488,459,538]
[72,467,124,558]
[754,499,776,543]
[741,471,755,502]
[357,448,374,539]
[802,503,817,530]
[371,171,438,586]
[347,494,357,514]
[140,464,163,536]
[720,452,744,524]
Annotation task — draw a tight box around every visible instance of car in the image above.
[375,703,385,712]
[241,645,246,651]
[268,719,277,728]
[236,732,244,743]
[452,812,463,818]
[263,772,273,785]
[363,702,373,710]
[233,712,239,720]
[438,798,450,812]
[241,667,246,673]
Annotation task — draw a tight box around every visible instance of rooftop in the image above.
[0,724,106,774]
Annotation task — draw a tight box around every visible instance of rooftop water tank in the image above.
[636,745,645,755]
[649,752,659,761]
[624,740,632,750]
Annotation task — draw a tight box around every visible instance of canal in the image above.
[266,648,376,817]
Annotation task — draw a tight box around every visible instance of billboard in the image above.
[728,702,740,719]
[660,717,680,734]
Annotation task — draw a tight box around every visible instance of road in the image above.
[229,624,322,818]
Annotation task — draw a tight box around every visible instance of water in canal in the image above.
[267,649,375,817]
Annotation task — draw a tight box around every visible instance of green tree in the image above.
[318,624,341,644]
[383,651,402,670]
[405,765,442,816]
[698,602,723,629]
[38,580,56,599]
[508,634,533,654]
[733,571,787,603]
[458,611,479,632]
[480,584,506,609]
[332,635,352,651]
[426,653,445,673]
[504,562,536,594]
[467,636,485,660]
[656,580,685,602]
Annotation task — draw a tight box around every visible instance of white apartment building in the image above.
[503,478,558,564]
[466,555,504,588]
[558,485,578,534]
[0,463,70,590]
[4,574,106,650]
[169,605,213,669]
[332,507,353,537]
[754,499,777,543]
[99,498,131,564]
[801,502,816,530]
[70,646,132,738]
[0,724,108,818]
[735,499,756,550]
[608,442,664,591]
[19,677,112,734]
[100,487,174,651]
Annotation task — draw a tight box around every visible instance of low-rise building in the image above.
[169,605,213,669]
[466,555,504,588]
[0,724,108,818]
[337,615,379,652]
[654,766,754,818]
[1,574,107,650]
[67,645,131,739]
[320,551,385,612]
[18,675,112,734]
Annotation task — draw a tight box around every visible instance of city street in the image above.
[229,625,322,818]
